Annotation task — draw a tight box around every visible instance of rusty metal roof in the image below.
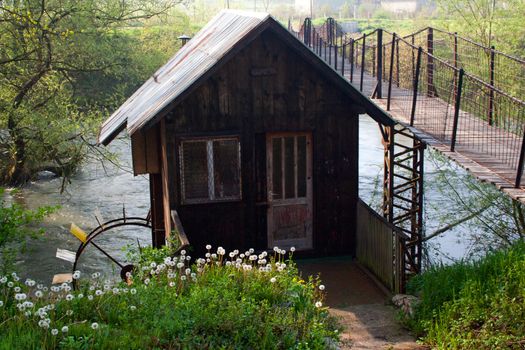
[98,10,270,145]
[98,10,395,145]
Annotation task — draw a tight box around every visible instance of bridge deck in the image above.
[338,60,525,203]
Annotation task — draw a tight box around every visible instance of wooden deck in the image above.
[338,60,525,204]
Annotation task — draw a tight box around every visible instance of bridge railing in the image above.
[430,28,525,102]
[384,34,525,187]
[295,19,525,187]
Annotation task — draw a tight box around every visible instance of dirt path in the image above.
[297,257,427,350]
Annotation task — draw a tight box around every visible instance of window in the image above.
[179,137,241,204]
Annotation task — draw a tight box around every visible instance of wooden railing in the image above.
[170,210,190,254]
[356,199,407,293]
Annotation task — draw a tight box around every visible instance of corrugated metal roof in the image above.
[98,10,270,145]
[98,9,396,145]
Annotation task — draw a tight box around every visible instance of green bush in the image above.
[0,247,338,349]
[406,241,525,349]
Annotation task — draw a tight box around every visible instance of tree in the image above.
[423,150,524,261]
[0,0,179,187]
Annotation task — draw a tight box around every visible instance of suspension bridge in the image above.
[293,18,525,203]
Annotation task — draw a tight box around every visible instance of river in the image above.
[5,116,472,283]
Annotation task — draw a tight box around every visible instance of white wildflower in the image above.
[129,305,137,311]
[205,244,212,250]
[66,310,74,316]
[14,286,21,293]
[61,326,69,333]
[144,278,150,285]
[315,301,322,308]
[290,246,296,252]
[130,288,137,295]
[72,271,81,280]
[25,279,36,287]
[87,295,94,301]
[35,290,43,298]
[319,285,325,291]
[270,277,276,283]
[7,282,13,288]
[181,249,186,255]
[169,281,175,287]
[66,294,74,301]
[51,329,59,336]
[91,322,99,330]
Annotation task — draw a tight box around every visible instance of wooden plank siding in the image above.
[162,29,360,256]
[357,199,399,293]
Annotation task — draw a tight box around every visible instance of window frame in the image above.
[178,135,242,205]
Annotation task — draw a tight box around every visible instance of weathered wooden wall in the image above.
[161,29,360,256]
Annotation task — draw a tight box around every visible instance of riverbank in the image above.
[405,241,525,349]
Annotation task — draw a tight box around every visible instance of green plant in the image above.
[406,241,525,349]
[0,246,338,349]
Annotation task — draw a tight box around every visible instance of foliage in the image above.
[424,151,524,261]
[0,246,339,349]
[0,0,186,187]
[405,241,525,349]
[0,188,56,272]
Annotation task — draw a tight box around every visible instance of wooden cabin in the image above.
[98,10,395,257]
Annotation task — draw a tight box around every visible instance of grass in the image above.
[0,247,339,349]
[406,241,525,349]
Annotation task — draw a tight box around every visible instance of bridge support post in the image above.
[350,39,354,83]
[381,124,425,289]
[377,29,383,98]
[410,47,422,126]
[341,43,345,76]
[516,130,525,188]
[451,69,465,152]
[488,46,495,126]
[360,34,366,92]
[427,27,434,97]
[387,33,396,111]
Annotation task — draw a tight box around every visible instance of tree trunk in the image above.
[6,113,28,185]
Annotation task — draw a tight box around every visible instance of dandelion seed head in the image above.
[7,281,14,288]
[91,322,99,330]
[14,286,21,293]
[270,277,276,283]
[319,285,325,291]
[130,288,137,295]
[315,301,322,308]
[66,294,74,301]
[206,244,212,250]
[61,326,69,333]
[51,329,59,336]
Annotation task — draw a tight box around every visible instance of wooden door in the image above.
[266,133,313,250]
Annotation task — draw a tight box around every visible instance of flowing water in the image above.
[5,116,472,283]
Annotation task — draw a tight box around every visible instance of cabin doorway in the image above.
[266,132,313,251]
